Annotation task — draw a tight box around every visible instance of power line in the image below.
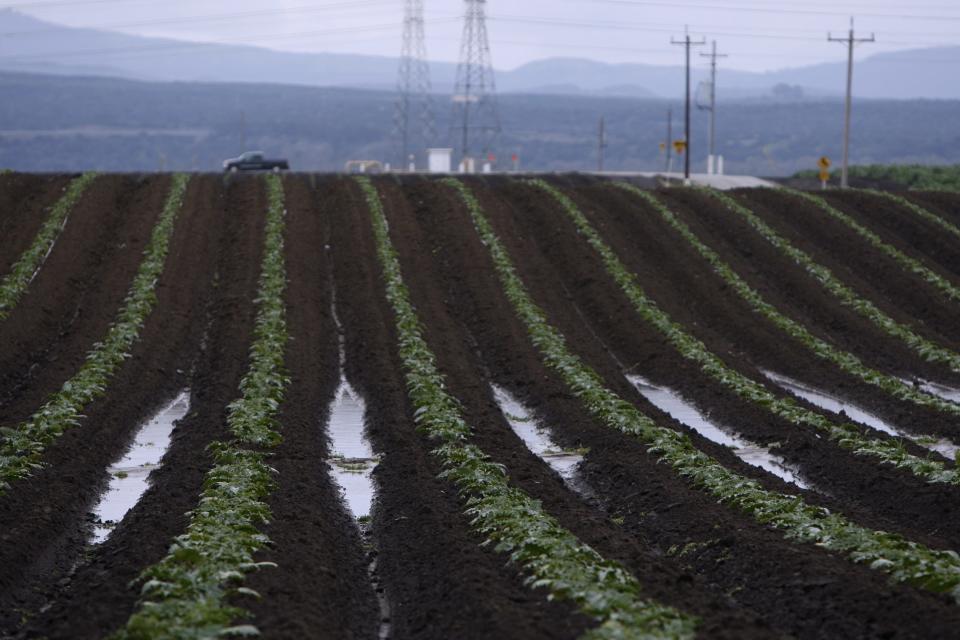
[829,17,875,188]
[392,0,434,170]
[564,0,960,22]
[451,0,500,171]
[0,0,400,37]
[0,18,460,61]
[672,27,705,182]
[700,40,727,175]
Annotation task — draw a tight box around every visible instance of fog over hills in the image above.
[1,9,958,99]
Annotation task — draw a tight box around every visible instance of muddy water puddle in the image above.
[329,291,390,639]
[90,391,190,544]
[492,385,591,494]
[627,375,811,490]
[765,370,959,461]
[327,382,378,520]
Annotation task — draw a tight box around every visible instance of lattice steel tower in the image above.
[451,0,500,168]
[392,0,435,170]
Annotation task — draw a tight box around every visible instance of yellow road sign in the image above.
[819,169,831,182]
[673,140,687,154]
[818,156,832,169]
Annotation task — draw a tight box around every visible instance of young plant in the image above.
[0,172,97,319]
[528,179,959,486]
[614,183,960,419]
[861,189,960,242]
[701,187,960,374]
[0,174,189,491]
[357,176,698,640]
[784,187,960,303]
[448,177,960,602]
[115,174,290,639]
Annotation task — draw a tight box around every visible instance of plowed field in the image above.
[2,173,960,639]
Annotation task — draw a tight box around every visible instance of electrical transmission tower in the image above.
[451,0,501,171]
[829,17,874,188]
[392,0,435,171]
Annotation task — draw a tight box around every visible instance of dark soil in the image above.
[559,183,960,442]
[331,176,595,640]
[734,187,960,366]
[822,190,960,281]
[405,175,960,639]
[0,175,172,427]
[7,174,264,639]
[473,178,960,550]
[5,173,960,639]
[905,191,960,228]
[382,177,775,639]
[240,175,380,639]
[0,173,73,274]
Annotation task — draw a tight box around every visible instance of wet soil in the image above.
[331,176,595,640]
[563,183,960,442]
[8,175,263,638]
[480,178,960,548]
[0,175,172,427]
[734,188,960,366]
[402,175,960,639]
[6,173,960,639]
[240,175,380,639]
[0,174,74,274]
[823,190,960,281]
[382,177,775,639]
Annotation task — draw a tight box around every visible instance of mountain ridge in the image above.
[1,9,957,99]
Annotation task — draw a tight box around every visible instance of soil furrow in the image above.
[822,191,960,280]
[330,176,595,640]
[383,177,775,639]
[476,178,960,551]
[0,174,73,274]
[0,175,172,426]
[241,175,380,639]
[0,176,220,633]
[732,188,960,357]
[907,192,960,228]
[17,175,265,640]
[571,182,960,442]
[430,175,960,639]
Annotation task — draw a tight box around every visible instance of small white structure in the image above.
[459,156,476,174]
[428,148,453,174]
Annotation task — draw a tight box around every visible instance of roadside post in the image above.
[818,156,832,190]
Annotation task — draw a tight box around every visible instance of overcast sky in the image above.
[6,0,960,72]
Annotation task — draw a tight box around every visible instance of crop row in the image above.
[0,174,189,492]
[703,188,960,374]
[447,177,960,601]
[615,183,960,419]
[115,174,290,639]
[0,172,97,320]
[864,189,960,242]
[786,188,960,303]
[357,176,699,640]
[530,179,958,485]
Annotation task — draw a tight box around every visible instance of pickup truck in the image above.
[223,151,290,172]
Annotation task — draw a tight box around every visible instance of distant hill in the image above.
[1,9,959,99]
[1,70,960,176]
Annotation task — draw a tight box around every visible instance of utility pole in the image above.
[664,107,673,173]
[672,27,706,183]
[829,17,874,188]
[598,116,608,172]
[393,0,435,171]
[700,41,727,175]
